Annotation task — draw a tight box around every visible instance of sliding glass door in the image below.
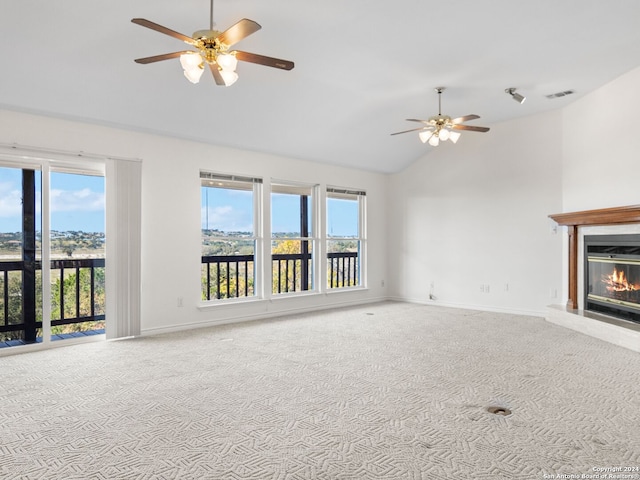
[0,164,105,348]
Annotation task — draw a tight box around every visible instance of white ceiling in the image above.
[2,1,640,173]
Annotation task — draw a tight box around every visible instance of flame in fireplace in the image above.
[603,267,639,293]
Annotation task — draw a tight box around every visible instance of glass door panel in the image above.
[49,171,105,341]
[0,166,42,346]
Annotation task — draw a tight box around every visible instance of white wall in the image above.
[388,111,564,316]
[557,66,640,306]
[561,66,640,212]
[0,110,388,335]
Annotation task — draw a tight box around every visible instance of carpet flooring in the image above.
[1,302,639,479]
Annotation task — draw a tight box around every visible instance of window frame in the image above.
[270,180,318,297]
[325,186,367,291]
[200,171,263,303]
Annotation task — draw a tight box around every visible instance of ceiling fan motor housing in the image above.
[193,30,230,64]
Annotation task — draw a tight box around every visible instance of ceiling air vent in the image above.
[546,89,575,99]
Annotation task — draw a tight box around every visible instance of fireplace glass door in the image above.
[585,234,640,323]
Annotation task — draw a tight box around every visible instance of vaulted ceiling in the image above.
[2,1,640,173]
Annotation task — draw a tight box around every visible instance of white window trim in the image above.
[325,185,367,291]
[269,180,319,297]
[199,171,263,304]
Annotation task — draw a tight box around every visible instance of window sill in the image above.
[326,286,368,294]
[198,296,264,310]
[197,287,369,311]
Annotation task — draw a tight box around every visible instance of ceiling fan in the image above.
[131,0,294,86]
[391,87,490,146]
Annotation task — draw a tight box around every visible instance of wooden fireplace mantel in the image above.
[549,205,640,310]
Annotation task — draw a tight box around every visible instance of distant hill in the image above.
[0,231,105,257]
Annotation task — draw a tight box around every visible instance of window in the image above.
[271,181,316,294]
[199,174,366,302]
[326,187,366,288]
[200,172,262,300]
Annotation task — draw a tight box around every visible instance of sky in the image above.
[201,187,359,237]
[0,167,105,233]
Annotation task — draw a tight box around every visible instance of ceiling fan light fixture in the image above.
[418,130,433,143]
[180,52,202,70]
[180,52,204,83]
[132,5,294,88]
[390,87,489,143]
[183,65,205,84]
[220,70,239,86]
[216,53,238,72]
[506,87,526,104]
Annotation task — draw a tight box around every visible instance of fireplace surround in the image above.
[547,205,640,352]
[548,204,640,310]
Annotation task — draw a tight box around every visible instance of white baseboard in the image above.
[387,295,545,318]
[141,295,391,337]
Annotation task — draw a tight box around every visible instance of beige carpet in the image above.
[1,302,639,479]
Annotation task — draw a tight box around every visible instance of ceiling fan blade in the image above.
[405,118,431,124]
[391,127,433,136]
[131,18,196,45]
[216,19,261,47]
[208,63,226,86]
[452,124,490,133]
[452,114,480,124]
[234,51,294,70]
[134,51,191,64]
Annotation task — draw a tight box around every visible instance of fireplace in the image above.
[547,206,640,353]
[584,234,640,323]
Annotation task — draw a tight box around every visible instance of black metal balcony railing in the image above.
[201,251,359,300]
[327,251,359,288]
[201,254,254,300]
[272,252,312,294]
[0,258,105,343]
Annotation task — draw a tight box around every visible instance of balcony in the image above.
[0,258,105,347]
[202,251,359,300]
